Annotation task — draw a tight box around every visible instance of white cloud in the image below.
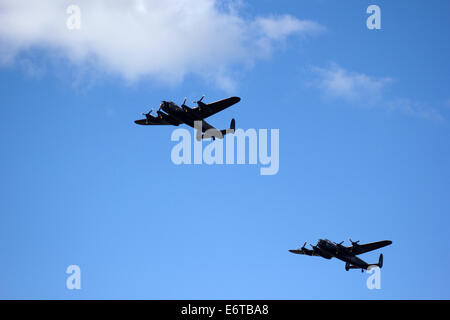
[0,0,323,89]
[311,63,392,102]
[253,15,323,41]
[386,99,444,122]
[311,63,444,121]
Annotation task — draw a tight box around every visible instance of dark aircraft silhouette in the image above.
[289,239,392,272]
[135,96,240,140]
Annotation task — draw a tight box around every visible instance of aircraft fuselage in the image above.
[160,101,216,133]
[314,239,370,269]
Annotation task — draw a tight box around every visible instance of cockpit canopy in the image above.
[319,239,334,248]
[160,101,176,108]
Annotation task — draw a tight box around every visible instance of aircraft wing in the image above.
[134,117,179,125]
[349,240,392,255]
[289,249,319,256]
[192,96,240,119]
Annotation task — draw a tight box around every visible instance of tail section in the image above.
[377,253,383,268]
[345,254,384,272]
[220,118,235,136]
[368,254,384,269]
[201,118,235,140]
[345,262,362,271]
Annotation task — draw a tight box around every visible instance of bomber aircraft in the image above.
[289,239,392,272]
[135,95,240,140]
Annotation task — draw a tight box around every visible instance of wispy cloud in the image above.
[386,99,444,122]
[0,0,324,90]
[311,63,392,102]
[254,15,323,41]
[311,63,444,121]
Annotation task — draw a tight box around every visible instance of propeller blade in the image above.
[182,98,187,106]
[142,108,154,116]
[193,95,205,104]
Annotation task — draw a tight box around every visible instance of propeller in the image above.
[193,95,205,104]
[141,108,153,116]
[300,242,307,251]
[336,241,345,254]
[141,108,154,124]
[181,97,189,112]
[349,238,360,246]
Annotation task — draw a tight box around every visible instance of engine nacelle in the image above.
[196,101,213,113]
[157,110,179,126]
[181,105,192,112]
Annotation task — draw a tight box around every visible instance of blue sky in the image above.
[0,0,449,299]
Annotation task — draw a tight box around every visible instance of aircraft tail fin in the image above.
[214,118,235,138]
[377,253,383,268]
[220,118,235,136]
[367,254,384,270]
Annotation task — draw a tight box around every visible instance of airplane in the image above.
[134,95,240,140]
[289,239,392,272]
